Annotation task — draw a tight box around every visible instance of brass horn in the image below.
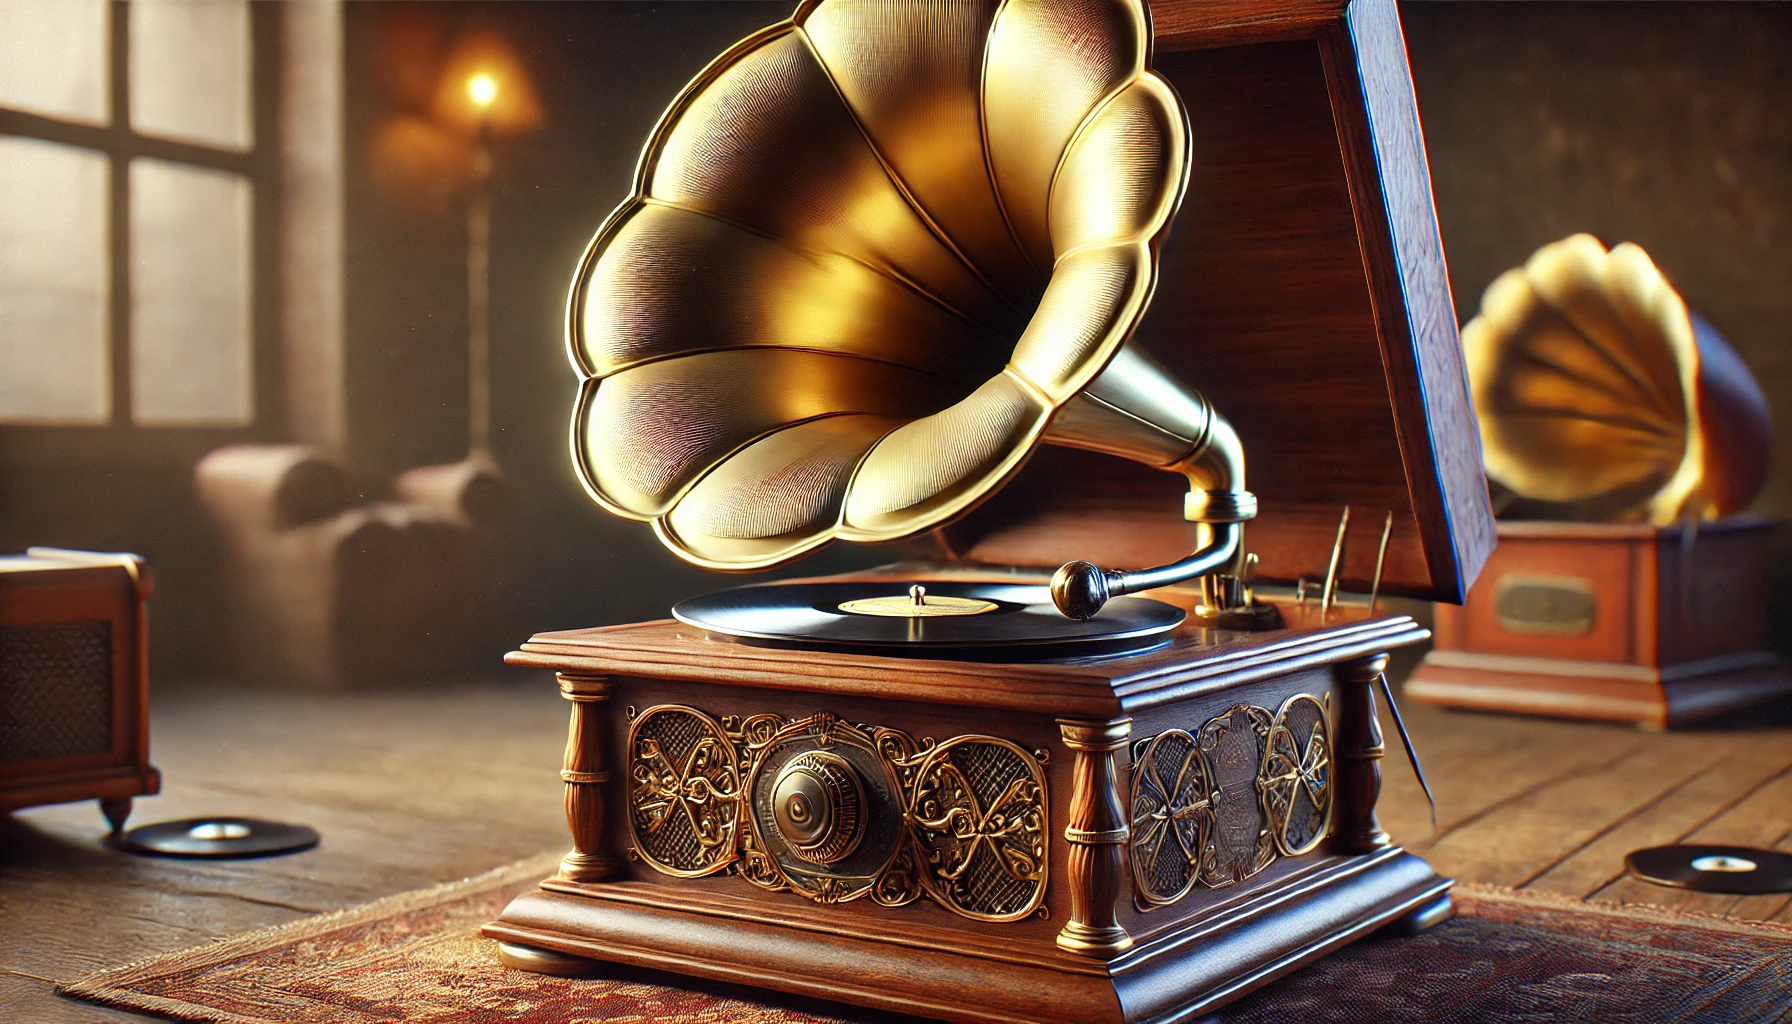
[1464,234,1772,525]
[567,0,1257,619]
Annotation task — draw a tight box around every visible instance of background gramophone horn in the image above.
[566,0,1256,618]
[1463,234,1772,526]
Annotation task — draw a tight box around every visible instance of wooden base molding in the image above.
[487,850,1446,1024]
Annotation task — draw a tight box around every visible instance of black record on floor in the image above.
[1624,844,1792,895]
[119,817,319,859]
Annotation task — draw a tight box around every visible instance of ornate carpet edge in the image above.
[57,852,563,1024]
[58,856,1792,1023]
[1452,879,1792,939]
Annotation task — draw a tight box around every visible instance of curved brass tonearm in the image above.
[1040,347,1258,620]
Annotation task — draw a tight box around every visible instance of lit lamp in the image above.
[467,70,498,461]
[393,37,539,520]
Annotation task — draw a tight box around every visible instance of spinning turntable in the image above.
[484,1,1495,1021]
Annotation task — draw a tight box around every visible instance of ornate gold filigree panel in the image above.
[627,705,742,877]
[1129,694,1335,910]
[1129,729,1211,907]
[1262,694,1333,857]
[624,705,1048,924]
[1199,704,1277,887]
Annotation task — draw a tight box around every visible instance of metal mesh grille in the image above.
[943,742,1040,918]
[630,708,734,873]
[960,840,1034,917]
[1142,732,1200,899]
[1278,700,1330,852]
[0,621,113,762]
[953,741,1029,811]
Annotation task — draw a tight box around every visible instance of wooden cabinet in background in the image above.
[0,548,159,831]
[1408,519,1792,728]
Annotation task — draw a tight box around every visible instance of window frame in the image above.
[0,0,281,465]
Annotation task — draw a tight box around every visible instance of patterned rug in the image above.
[61,853,1792,1024]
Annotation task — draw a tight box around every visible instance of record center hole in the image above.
[1690,854,1756,873]
[187,822,252,841]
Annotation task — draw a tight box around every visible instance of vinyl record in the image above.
[1624,844,1792,895]
[120,817,320,859]
[673,579,1184,658]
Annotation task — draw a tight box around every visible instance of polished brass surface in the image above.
[566,0,1258,619]
[1128,693,1335,910]
[769,750,866,865]
[1491,574,1597,637]
[624,704,1047,923]
[1261,694,1333,857]
[1464,233,1771,525]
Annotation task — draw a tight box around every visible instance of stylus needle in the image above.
[1378,671,1437,831]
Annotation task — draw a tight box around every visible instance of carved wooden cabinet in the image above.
[486,614,1448,1023]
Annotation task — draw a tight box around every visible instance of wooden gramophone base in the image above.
[1407,650,1792,729]
[482,611,1448,1024]
[1408,518,1792,729]
[486,849,1448,1024]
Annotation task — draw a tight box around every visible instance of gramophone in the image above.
[1408,234,1789,729]
[484,1,1494,1020]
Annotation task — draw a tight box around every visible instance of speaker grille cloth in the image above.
[1,620,113,762]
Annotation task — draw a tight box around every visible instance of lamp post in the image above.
[466,72,497,462]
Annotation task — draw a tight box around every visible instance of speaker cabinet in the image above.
[0,548,159,831]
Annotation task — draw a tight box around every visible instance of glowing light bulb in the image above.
[468,73,498,110]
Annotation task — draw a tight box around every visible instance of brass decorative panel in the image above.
[627,705,742,877]
[1129,728,1211,907]
[1198,705,1276,887]
[1261,694,1333,857]
[1129,694,1334,909]
[1493,574,1596,637]
[624,705,1048,924]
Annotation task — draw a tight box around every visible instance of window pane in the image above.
[130,159,253,426]
[0,138,110,424]
[130,0,253,151]
[0,0,109,125]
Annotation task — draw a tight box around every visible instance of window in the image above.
[0,0,266,431]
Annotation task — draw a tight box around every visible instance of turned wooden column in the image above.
[557,674,618,882]
[1334,653,1392,853]
[1055,717,1133,958]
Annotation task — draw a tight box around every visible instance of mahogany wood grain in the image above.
[1148,0,1346,50]
[1333,654,1392,853]
[1055,719,1135,958]
[556,675,617,883]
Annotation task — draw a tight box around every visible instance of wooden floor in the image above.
[4,663,1791,1023]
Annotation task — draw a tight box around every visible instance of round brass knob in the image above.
[770,751,865,864]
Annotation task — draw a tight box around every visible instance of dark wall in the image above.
[1402,1,1792,645]
[343,2,894,643]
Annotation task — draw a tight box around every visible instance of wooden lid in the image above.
[940,0,1495,604]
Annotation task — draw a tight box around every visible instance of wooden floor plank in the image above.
[1414,742,1724,887]
[1591,766,1792,914]
[1525,752,1792,900]
[1377,701,1649,849]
